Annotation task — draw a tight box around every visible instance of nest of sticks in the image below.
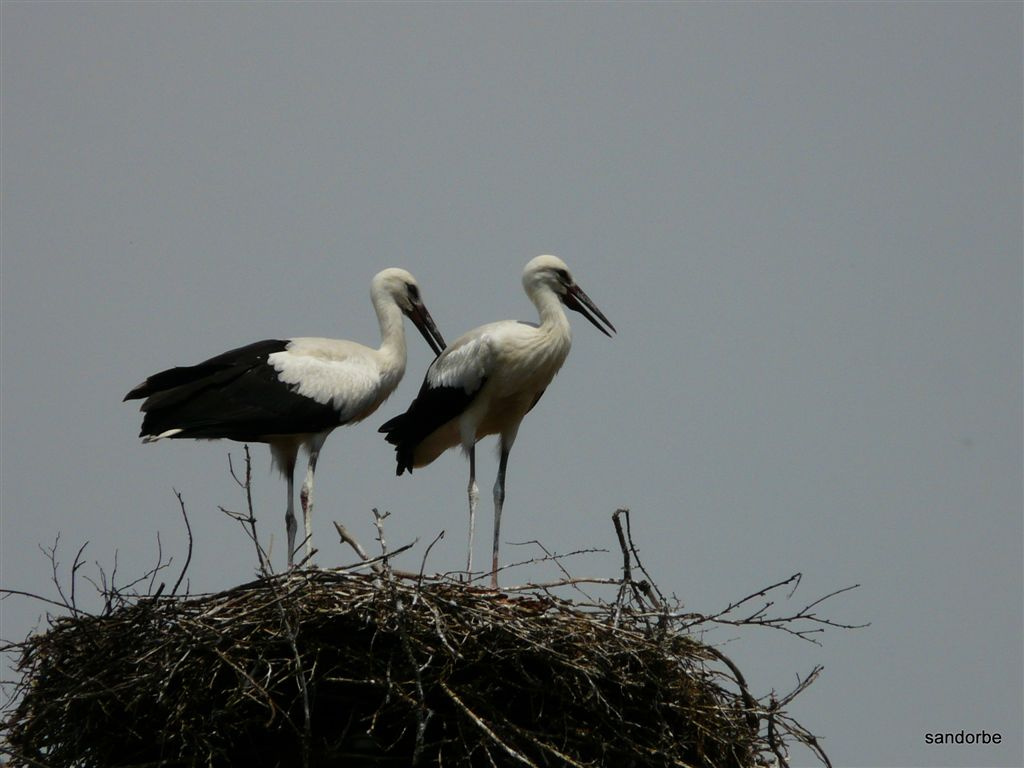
[2,509,853,768]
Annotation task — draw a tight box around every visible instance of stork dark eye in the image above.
[554,268,570,283]
[407,283,420,301]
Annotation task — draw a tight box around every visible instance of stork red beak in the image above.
[564,284,616,338]
[409,302,447,357]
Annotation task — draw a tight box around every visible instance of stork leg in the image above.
[490,442,511,588]
[300,449,320,564]
[467,445,479,575]
[279,452,298,568]
[285,473,297,567]
[299,434,328,566]
[271,442,303,568]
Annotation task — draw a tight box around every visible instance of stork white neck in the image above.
[367,281,412,385]
[528,282,573,341]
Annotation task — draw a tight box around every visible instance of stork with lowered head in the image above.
[125,268,445,567]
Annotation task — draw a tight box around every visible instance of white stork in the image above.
[379,255,615,587]
[124,268,445,567]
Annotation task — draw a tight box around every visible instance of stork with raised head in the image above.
[124,268,446,567]
[379,255,615,587]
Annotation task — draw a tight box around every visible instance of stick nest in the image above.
[5,503,852,767]
[5,566,774,768]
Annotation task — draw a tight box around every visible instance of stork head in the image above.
[523,255,616,337]
[373,268,447,356]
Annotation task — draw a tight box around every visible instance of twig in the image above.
[226,446,271,576]
[334,521,374,565]
[0,588,88,615]
[508,538,598,603]
[441,682,537,767]
[68,540,89,615]
[619,508,665,606]
[418,530,445,586]
[147,531,164,595]
[171,490,193,596]
[383,557,433,764]
[372,508,390,561]
[482,546,606,587]
[678,574,868,644]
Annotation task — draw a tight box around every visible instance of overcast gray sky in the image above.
[2,3,1021,765]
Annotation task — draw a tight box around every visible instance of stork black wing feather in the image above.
[124,340,291,400]
[379,376,486,475]
[128,339,342,442]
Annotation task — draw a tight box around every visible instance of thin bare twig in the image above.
[171,490,192,596]
[418,530,446,586]
[677,573,868,644]
[225,446,271,576]
[441,682,537,767]
[334,521,374,565]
